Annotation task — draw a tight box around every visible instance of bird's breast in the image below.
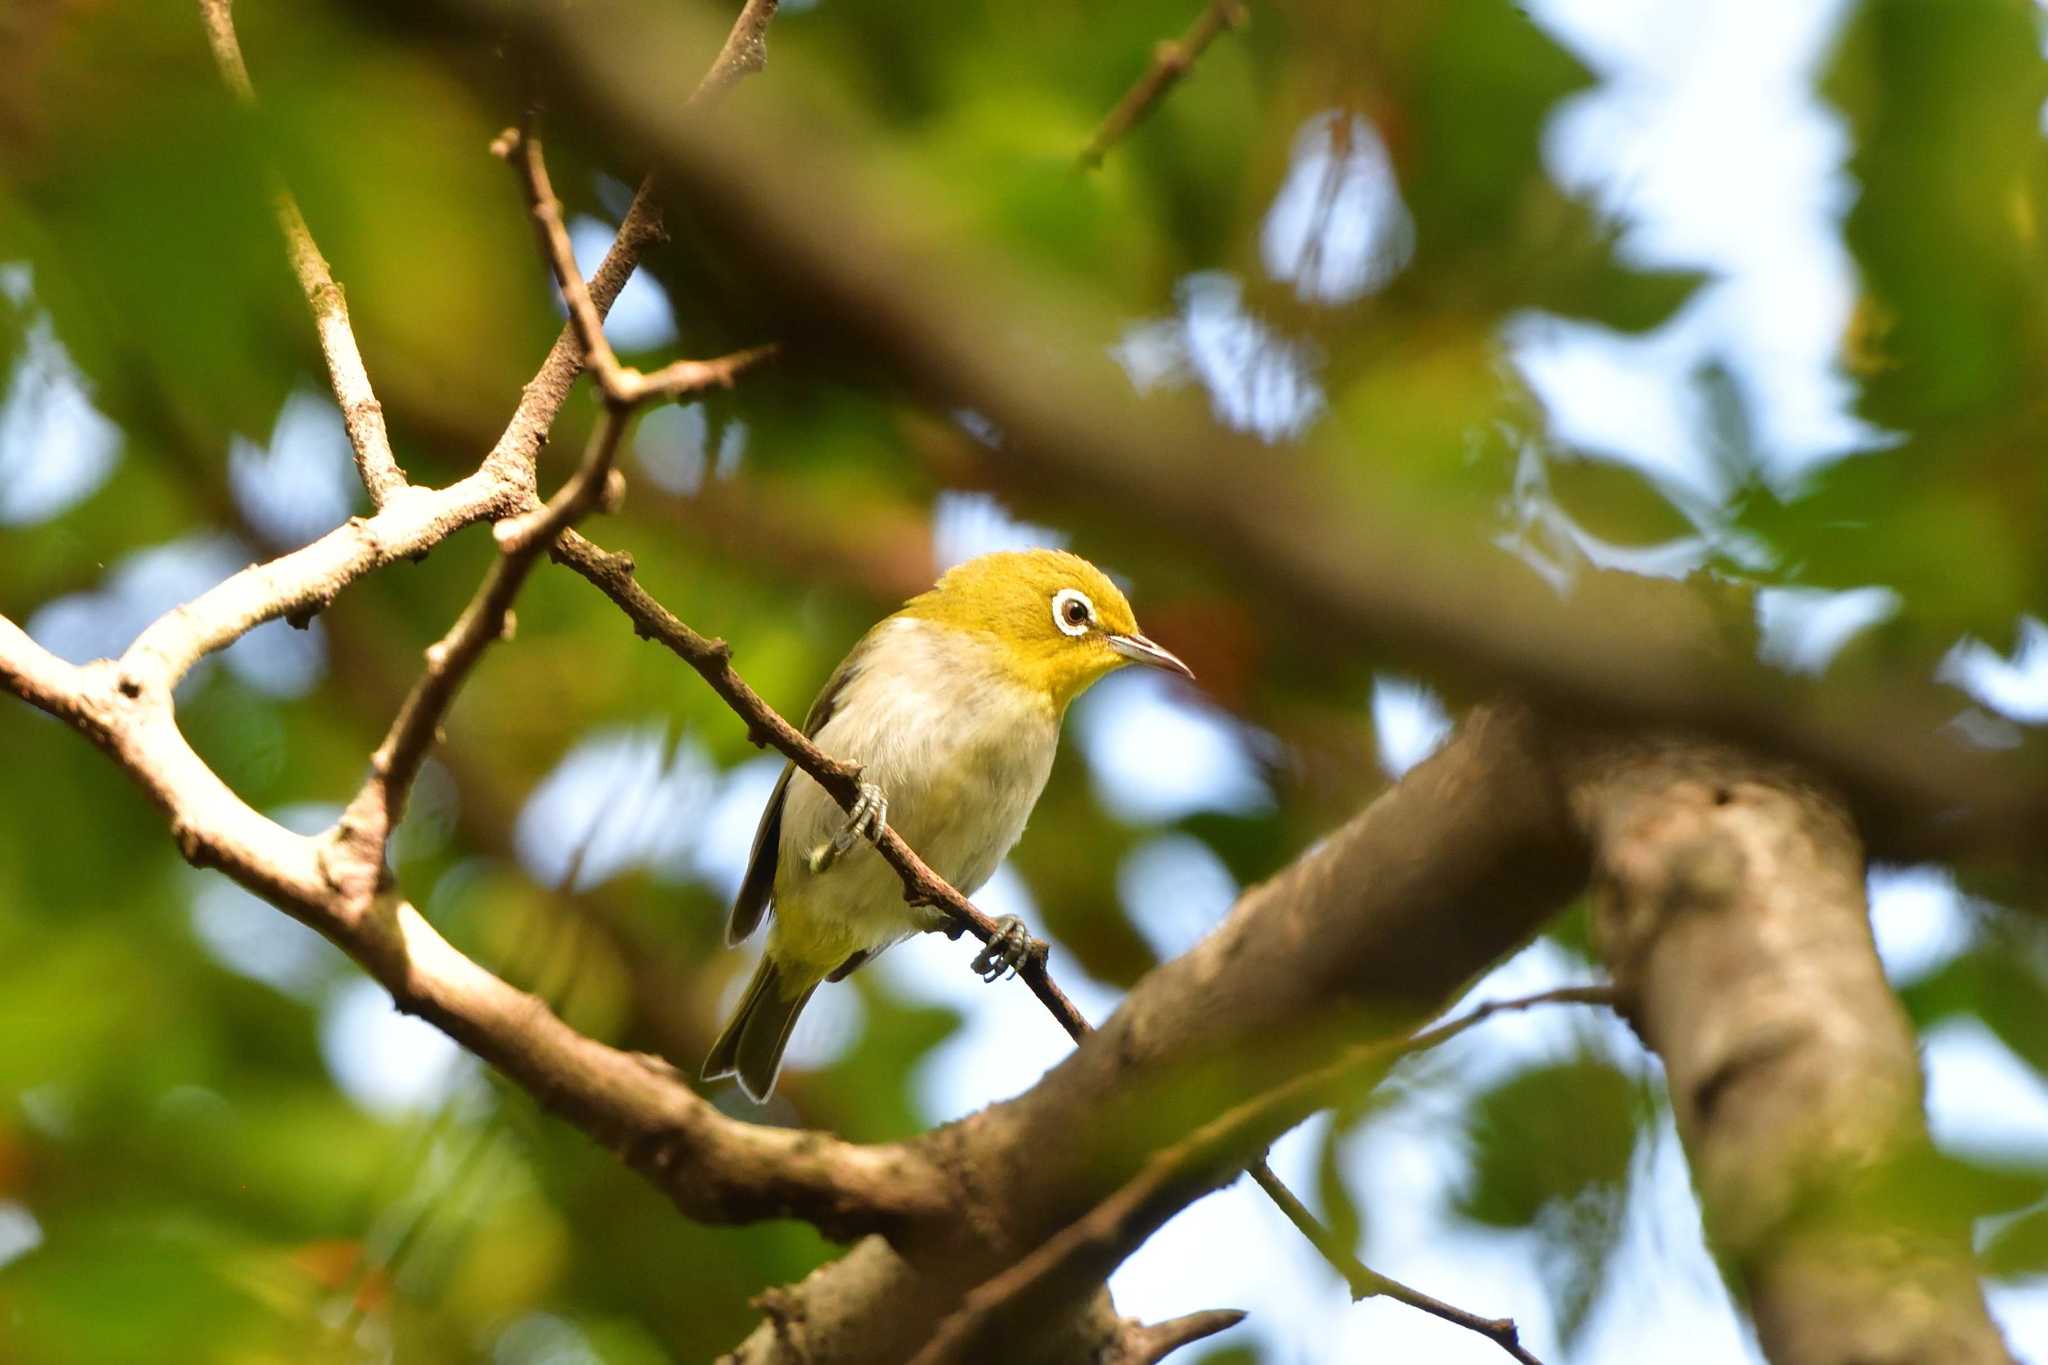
[774,620,1061,956]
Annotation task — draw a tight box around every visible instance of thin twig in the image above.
[338,410,629,869]
[1248,1167,1544,1365]
[197,0,408,503]
[481,0,780,489]
[513,126,624,388]
[1079,0,1250,169]
[911,987,1616,1365]
[507,128,779,405]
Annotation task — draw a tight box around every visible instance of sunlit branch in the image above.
[120,466,518,689]
[1079,0,1250,169]
[197,0,408,503]
[914,986,1617,1365]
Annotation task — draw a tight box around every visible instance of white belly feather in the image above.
[770,618,1060,976]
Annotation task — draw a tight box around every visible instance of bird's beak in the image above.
[1108,633,1195,681]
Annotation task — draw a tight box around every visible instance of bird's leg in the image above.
[971,915,1037,982]
[806,781,888,873]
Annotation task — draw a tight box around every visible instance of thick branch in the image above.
[198,0,408,503]
[1569,739,2015,1365]
[1079,0,1250,169]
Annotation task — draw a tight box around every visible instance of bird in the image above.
[703,548,1194,1102]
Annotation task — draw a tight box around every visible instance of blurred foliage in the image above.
[1,0,2046,1361]
[1455,1054,1644,1344]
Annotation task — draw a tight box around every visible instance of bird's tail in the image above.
[703,953,816,1103]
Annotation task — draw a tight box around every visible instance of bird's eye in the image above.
[1051,587,1094,637]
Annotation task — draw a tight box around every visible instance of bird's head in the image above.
[899,549,1193,710]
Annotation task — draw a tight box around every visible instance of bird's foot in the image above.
[807,782,888,873]
[971,915,1037,983]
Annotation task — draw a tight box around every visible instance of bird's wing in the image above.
[722,639,869,946]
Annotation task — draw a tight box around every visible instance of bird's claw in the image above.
[809,782,888,873]
[971,915,1036,983]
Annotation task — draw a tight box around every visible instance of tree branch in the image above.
[1079,0,1250,169]
[1122,1309,1248,1363]
[687,0,780,108]
[508,125,778,404]
[915,987,1614,1365]
[0,0,920,1250]
[120,467,518,690]
[2,614,935,1240]
[1570,737,2016,1365]
[197,0,408,503]
[480,0,780,489]
[337,407,631,878]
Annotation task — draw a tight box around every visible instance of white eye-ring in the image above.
[1051,587,1095,637]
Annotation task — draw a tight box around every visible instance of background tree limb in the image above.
[461,0,2048,867]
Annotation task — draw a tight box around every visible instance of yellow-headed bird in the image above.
[704,549,1193,1100]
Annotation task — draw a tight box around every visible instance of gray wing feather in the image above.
[721,642,868,946]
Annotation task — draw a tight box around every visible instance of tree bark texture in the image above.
[1571,737,2014,1365]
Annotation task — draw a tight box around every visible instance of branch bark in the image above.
[1569,737,2017,1365]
